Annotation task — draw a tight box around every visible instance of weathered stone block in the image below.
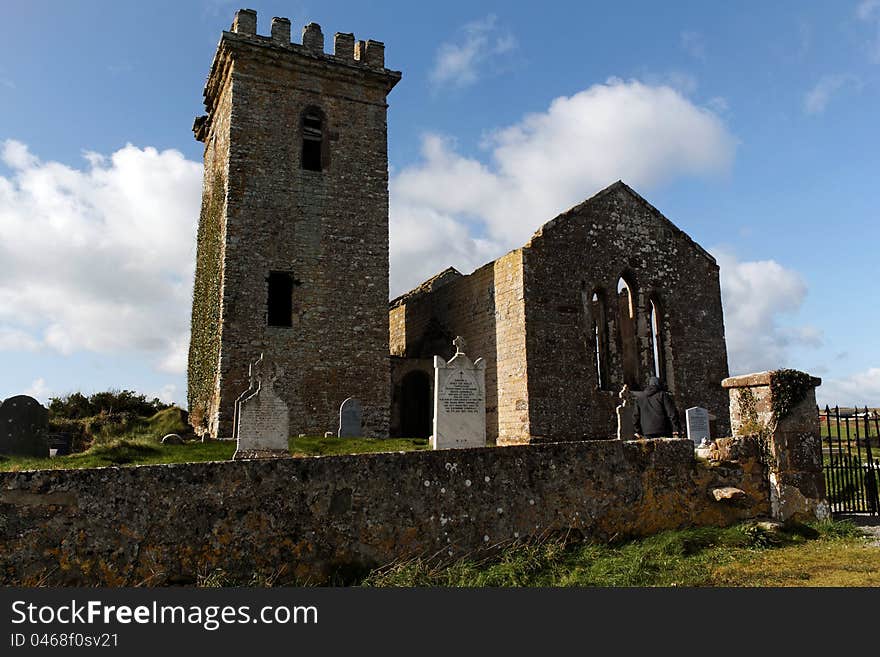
[722,369,828,522]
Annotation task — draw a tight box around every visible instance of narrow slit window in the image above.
[301,110,323,171]
[267,272,294,327]
[649,299,662,379]
[591,291,609,390]
[617,277,639,387]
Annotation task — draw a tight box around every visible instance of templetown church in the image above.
[187,9,730,445]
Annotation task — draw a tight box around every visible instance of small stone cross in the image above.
[453,335,467,355]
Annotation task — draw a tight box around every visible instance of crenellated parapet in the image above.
[193,8,400,142]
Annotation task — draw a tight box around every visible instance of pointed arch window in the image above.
[617,276,639,387]
[648,297,663,380]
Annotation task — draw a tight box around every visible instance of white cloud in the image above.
[0,327,41,351]
[707,96,729,114]
[641,71,699,96]
[818,367,880,406]
[803,74,861,115]
[430,15,516,88]
[680,31,706,61]
[153,383,182,406]
[390,79,737,295]
[856,1,880,61]
[23,377,50,402]
[713,249,822,375]
[857,0,880,21]
[0,140,201,373]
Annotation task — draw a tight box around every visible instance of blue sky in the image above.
[0,0,878,408]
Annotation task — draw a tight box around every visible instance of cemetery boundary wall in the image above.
[0,437,769,585]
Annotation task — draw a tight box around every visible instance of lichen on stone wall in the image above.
[736,388,772,465]
[187,171,226,433]
[734,371,816,466]
[768,369,816,422]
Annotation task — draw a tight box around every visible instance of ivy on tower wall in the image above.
[187,171,225,433]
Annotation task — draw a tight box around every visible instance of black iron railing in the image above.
[820,405,880,515]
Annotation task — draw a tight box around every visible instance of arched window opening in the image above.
[301,108,324,171]
[590,290,609,390]
[617,276,639,388]
[616,277,634,319]
[648,298,663,379]
[267,271,294,327]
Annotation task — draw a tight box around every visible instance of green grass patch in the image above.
[290,435,430,457]
[0,439,236,471]
[0,432,430,472]
[359,520,868,587]
[820,419,880,440]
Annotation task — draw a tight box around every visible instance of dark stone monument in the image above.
[47,432,72,456]
[0,395,49,457]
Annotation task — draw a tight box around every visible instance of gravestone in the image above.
[0,395,49,457]
[432,336,486,450]
[616,384,634,440]
[233,354,290,459]
[686,406,711,446]
[47,432,72,456]
[337,397,362,438]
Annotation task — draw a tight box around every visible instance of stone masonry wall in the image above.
[389,251,529,443]
[0,437,768,586]
[189,12,401,439]
[522,182,730,441]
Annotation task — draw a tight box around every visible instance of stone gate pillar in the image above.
[722,369,829,522]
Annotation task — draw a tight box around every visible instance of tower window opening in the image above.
[267,271,294,327]
[301,110,324,171]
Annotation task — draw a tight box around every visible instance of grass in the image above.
[0,423,430,472]
[820,418,880,440]
[290,435,430,456]
[359,520,878,587]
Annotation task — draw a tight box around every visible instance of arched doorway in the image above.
[400,370,432,438]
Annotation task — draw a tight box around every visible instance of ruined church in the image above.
[187,9,730,443]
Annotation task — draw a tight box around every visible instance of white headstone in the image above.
[432,336,486,450]
[233,354,290,459]
[685,406,711,446]
[337,397,362,437]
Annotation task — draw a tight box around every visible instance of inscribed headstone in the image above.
[432,336,486,450]
[0,395,49,457]
[233,354,289,459]
[337,397,362,437]
[47,432,72,456]
[686,406,711,446]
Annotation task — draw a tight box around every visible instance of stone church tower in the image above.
[188,9,401,439]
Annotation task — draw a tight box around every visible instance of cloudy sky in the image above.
[1,1,878,407]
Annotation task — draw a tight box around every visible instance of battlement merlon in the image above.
[194,9,402,143]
